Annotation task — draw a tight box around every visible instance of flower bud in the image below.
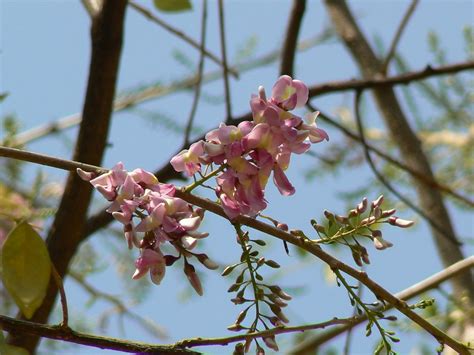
[196,253,219,270]
[277,223,288,231]
[373,236,393,250]
[324,210,335,221]
[373,206,382,219]
[388,216,414,228]
[357,198,368,214]
[263,336,279,351]
[371,195,384,210]
[381,208,396,218]
[233,343,245,355]
[76,168,96,181]
[348,209,359,218]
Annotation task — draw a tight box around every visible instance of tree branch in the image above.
[6,1,128,352]
[0,315,197,354]
[280,0,306,76]
[0,149,469,353]
[323,0,473,303]
[290,256,474,354]
[381,0,419,73]
[308,60,474,97]
[217,0,232,122]
[183,0,207,145]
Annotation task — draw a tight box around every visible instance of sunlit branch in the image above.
[0,148,468,353]
[289,256,474,354]
[308,60,474,97]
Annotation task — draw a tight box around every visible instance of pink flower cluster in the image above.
[171,76,328,219]
[77,163,213,295]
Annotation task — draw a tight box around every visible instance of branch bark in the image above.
[323,0,473,303]
[280,0,306,76]
[6,1,127,352]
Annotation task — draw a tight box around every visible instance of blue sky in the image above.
[1,1,473,354]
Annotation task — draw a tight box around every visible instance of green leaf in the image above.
[153,0,192,12]
[1,221,51,319]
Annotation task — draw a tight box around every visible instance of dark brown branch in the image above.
[280,0,306,76]
[0,149,469,353]
[128,0,238,78]
[6,1,128,352]
[308,60,474,97]
[324,0,473,303]
[0,315,197,354]
[290,256,474,354]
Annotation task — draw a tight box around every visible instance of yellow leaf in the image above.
[1,222,51,319]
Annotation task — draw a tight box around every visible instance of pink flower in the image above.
[170,141,205,176]
[271,75,308,111]
[301,111,329,143]
[133,248,166,285]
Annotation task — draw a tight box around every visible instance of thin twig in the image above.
[128,0,238,78]
[381,0,419,74]
[183,0,207,145]
[50,263,69,328]
[343,269,364,355]
[176,317,357,347]
[308,60,474,97]
[289,255,474,354]
[280,0,306,76]
[0,149,469,352]
[353,90,460,246]
[217,0,232,123]
[69,271,168,339]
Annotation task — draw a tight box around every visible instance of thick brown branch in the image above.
[280,0,306,76]
[6,1,128,352]
[308,60,474,97]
